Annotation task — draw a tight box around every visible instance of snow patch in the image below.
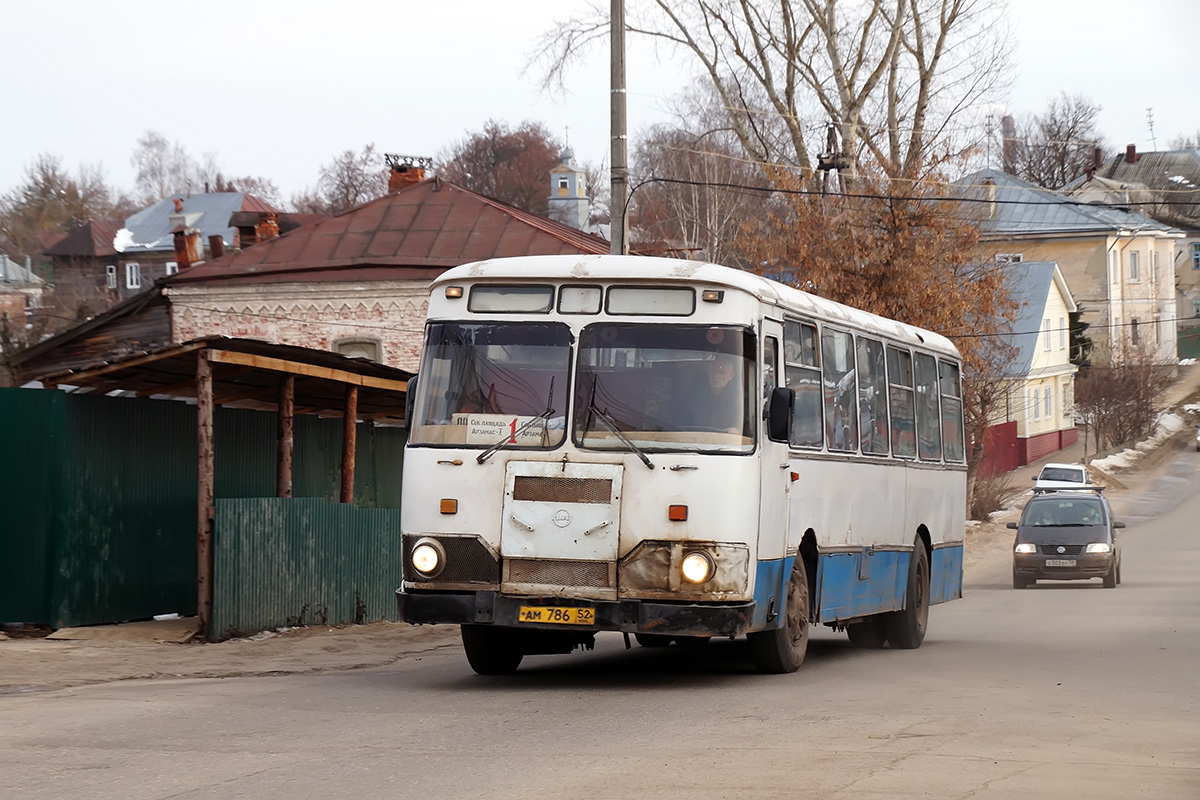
[1180,358,1197,366]
[1090,412,1185,474]
[113,227,164,252]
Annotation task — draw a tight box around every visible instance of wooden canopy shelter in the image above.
[14,336,412,638]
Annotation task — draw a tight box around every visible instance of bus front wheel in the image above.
[884,543,929,649]
[460,624,524,675]
[748,560,810,673]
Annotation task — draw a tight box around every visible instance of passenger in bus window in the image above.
[681,354,744,434]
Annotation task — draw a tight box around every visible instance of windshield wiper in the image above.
[587,404,654,470]
[476,409,554,464]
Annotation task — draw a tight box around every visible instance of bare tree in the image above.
[1004,94,1109,188]
[437,120,564,215]
[0,154,132,256]
[533,0,1012,186]
[1167,131,1200,150]
[290,144,388,215]
[131,130,204,202]
[1075,346,1175,456]
[632,87,772,264]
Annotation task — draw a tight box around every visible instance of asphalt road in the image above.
[3,454,1199,799]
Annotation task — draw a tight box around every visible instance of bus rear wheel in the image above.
[748,559,810,673]
[460,624,524,675]
[884,543,929,649]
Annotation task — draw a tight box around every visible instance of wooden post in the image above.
[341,385,358,503]
[276,374,294,498]
[196,350,215,639]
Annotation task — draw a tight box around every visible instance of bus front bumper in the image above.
[396,589,754,638]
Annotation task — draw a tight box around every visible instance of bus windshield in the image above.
[409,322,571,448]
[573,323,755,453]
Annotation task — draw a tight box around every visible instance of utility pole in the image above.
[610,0,629,256]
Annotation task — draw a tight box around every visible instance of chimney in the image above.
[1125,144,1139,164]
[255,212,280,243]
[1000,115,1017,174]
[173,229,202,270]
[208,234,226,259]
[385,154,432,193]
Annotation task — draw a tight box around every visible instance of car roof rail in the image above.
[1032,485,1105,495]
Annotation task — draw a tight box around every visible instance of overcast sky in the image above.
[3,0,1196,204]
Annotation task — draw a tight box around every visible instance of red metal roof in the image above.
[239,193,279,214]
[44,219,124,258]
[167,179,609,286]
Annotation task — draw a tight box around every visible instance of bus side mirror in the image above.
[767,387,794,443]
[403,373,419,436]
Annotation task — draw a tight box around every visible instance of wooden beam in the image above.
[277,375,294,499]
[213,386,278,405]
[56,341,207,386]
[208,349,408,393]
[136,365,254,398]
[360,408,407,421]
[196,350,215,641]
[341,385,358,504]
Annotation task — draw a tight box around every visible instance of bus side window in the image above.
[856,336,889,455]
[785,321,822,448]
[822,327,857,452]
[887,346,916,458]
[939,360,965,462]
[763,336,779,418]
[914,352,943,461]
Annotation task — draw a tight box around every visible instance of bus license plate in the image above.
[1045,559,1076,567]
[518,606,595,625]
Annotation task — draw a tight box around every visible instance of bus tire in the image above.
[748,559,810,674]
[884,543,929,649]
[460,624,524,675]
[634,633,673,647]
[846,616,888,648]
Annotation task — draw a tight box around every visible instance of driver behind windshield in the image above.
[680,354,745,435]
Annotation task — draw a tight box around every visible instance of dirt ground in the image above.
[2,422,1194,694]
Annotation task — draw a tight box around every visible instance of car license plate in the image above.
[1045,559,1077,567]
[518,606,595,625]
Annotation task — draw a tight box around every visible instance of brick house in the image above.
[12,168,610,382]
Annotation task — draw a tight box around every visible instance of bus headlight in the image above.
[681,551,715,584]
[411,538,446,578]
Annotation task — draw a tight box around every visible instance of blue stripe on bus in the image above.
[752,544,963,631]
[815,550,905,624]
[751,556,793,630]
[930,544,964,604]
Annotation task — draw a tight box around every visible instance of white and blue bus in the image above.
[396,255,966,674]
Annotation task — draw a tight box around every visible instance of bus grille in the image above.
[507,558,612,588]
[512,476,613,504]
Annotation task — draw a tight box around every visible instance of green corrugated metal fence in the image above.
[211,498,404,640]
[0,389,405,630]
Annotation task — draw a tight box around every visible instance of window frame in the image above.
[125,262,141,290]
[1127,250,1140,282]
[105,264,117,289]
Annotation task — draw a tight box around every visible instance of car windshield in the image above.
[1022,497,1105,528]
[409,322,571,449]
[573,323,755,454]
[1039,467,1085,482]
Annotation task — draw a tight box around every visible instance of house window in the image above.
[1063,382,1074,418]
[125,262,141,290]
[1109,249,1117,283]
[995,253,1022,264]
[165,261,178,276]
[1131,318,1140,346]
[105,264,117,289]
[1044,384,1052,419]
[1058,316,1066,349]
[1152,250,1159,283]
[333,338,380,362]
[1128,250,1140,282]
[1193,298,1200,318]
[557,177,569,190]
[1192,242,1200,270]
[1043,319,1051,351]
[1030,387,1040,421]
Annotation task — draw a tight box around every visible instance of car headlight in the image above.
[1085,542,1112,554]
[1014,543,1037,554]
[410,538,446,578]
[680,551,715,584]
